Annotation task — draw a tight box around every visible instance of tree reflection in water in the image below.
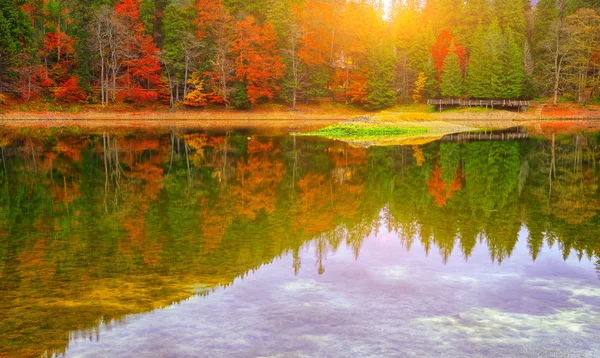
[0,127,599,357]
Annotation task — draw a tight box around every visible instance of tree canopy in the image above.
[1,0,600,108]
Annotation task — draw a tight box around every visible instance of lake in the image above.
[0,125,599,357]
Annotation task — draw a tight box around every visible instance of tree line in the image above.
[1,0,600,110]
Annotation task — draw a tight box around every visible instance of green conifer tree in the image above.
[465,27,488,98]
[493,0,526,44]
[440,42,463,98]
[408,30,438,98]
[365,44,397,110]
[266,0,296,45]
[459,0,491,47]
[500,29,524,99]
[68,0,110,93]
[0,0,34,93]
[466,21,504,98]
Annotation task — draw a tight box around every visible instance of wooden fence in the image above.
[427,98,531,110]
[441,132,530,142]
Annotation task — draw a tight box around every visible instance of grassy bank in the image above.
[299,123,429,140]
[295,118,483,147]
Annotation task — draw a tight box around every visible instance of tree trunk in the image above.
[183,55,190,100]
[100,52,105,106]
[345,65,349,104]
[292,89,297,111]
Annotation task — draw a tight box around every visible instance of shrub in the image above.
[55,77,87,104]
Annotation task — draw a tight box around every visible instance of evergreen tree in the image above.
[223,0,265,21]
[424,0,465,36]
[466,21,504,98]
[231,81,250,109]
[406,29,437,98]
[440,42,463,98]
[140,0,156,36]
[500,29,525,99]
[465,26,488,98]
[493,0,526,44]
[365,44,397,110]
[266,0,299,45]
[459,0,491,47]
[0,0,34,93]
[0,1,19,55]
[423,55,440,99]
[532,0,561,57]
[67,0,110,93]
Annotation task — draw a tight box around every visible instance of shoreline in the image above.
[2,110,600,122]
[2,108,600,136]
[1,99,599,123]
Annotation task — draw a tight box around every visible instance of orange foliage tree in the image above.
[231,17,285,104]
[114,0,162,103]
[35,1,86,101]
[55,77,86,103]
[431,30,467,81]
[196,0,235,106]
[296,1,336,67]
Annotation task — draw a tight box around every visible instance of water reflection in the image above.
[0,127,599,357]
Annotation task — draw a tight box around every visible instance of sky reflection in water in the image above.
[66,226,600,358]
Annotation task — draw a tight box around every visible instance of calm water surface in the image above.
[0,127,599,357]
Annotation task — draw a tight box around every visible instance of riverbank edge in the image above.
[2,108,599,122]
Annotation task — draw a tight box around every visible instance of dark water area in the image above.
[0,127,599,357]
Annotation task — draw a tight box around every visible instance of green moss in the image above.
[300,124,428,139]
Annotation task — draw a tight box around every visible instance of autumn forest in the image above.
[2,0,600,111]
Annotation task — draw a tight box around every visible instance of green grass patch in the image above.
[300,123,428,139]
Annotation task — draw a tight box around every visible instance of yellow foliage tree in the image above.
[412,72,427,103]
[184,72,208,107]
[412,146,425,167]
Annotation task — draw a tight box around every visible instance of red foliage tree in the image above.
[431,30,467,80]
[196,0,225,40]
[230,17,285,103]
[196,0,235,105]
[45,31,75,61]
[115,0,162,103]
[333,68,369,104]
[34,2,85,99]
[55,77,87,103]
[295,1,334,67]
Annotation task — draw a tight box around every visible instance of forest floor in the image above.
[534,101,600,118]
